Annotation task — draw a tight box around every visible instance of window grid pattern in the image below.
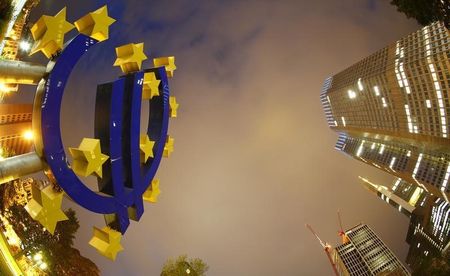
[335,242,372,276]
[323,21,450,139]
[0,112,32,125]
[347,224,410,275]
[337,134,450,193]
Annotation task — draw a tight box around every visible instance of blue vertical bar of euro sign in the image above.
[140,67,170,193]
[109,77,130,232]
[130,72,145,219]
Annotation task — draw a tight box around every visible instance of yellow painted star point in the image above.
[142,72,161,99]
[25,185,68,234]
[113,43,148,74]
[30,7,75,58]
[69,138,109,178]
[75,5,116,42]
[140,134,155,163]
[143,179,161,203]
[89,226,124,261]
[169,96,179,118]
[154,56,176,78]
[163,136,174,158]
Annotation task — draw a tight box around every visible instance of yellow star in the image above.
[153,56,176,78]
[30,7,75,58]
[142,72,161,99]
[169,96,179,118]
[140,134,155,163]
[163,136,174,158]
[69,138,109,178]
[24,185,68,235]
[89,226,124,261]
[113,43,148,74]
[143,179,161,203]
[74,5,116,42]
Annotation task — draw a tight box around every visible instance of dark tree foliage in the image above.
[412,251,450,276]
[390,0,449,28]
[0,0,13,39]
[6,205,99,275]
[161,255,209,276]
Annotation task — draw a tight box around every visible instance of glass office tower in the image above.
[333,224,410,275]
[322,22,450,199]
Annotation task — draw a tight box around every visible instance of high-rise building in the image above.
[333,223,410,275]
[0,0,40,96]
[322,22,450,199]
[0,104,33,157]
[360,177,450,271]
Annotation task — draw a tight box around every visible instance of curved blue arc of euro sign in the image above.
[40,34,170,234]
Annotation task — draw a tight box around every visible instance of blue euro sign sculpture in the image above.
[39,34,171,234]
[0,5,178,260]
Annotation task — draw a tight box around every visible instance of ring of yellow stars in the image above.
[24,185,68,235]
[74,5,116,42]
[169,96,179,118]
[113,43,147,74]
[142,72,161,99]
[89,226,124,261]
[30,7,75,58]
[163,136,175,158]
[143,179,161,203]
[154,56,176,78]
[140,134,155,163]
[69,138,109,178]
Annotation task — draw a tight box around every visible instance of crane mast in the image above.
[306,224,339,276]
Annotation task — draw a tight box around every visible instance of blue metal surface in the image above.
[40,34,171,234]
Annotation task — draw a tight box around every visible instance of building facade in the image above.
[333,223,410,275]
[0,104,33,157]
[322,22,450,199]
[360,177,450,271]
[0,0,40,95]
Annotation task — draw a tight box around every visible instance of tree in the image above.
[5,205,99,275]
[390,0,449,28]
[412,251,450,276]
[0,0,13,41]
[161,255,209,276]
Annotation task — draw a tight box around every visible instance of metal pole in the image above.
[0,60,46,85]
[0,152,44,184]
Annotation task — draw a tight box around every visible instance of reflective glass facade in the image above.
[334,224,410,276]
[323,22,450,199]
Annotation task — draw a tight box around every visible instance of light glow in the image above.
[356,141,365,157]
[357,78,363,91]
[347,89,356,99]
[379,144,385,155]
[19,41,31,51]
[381,97,387,108]
[373,86,380,96]
[441,164,450,192]
[23,130,34,141]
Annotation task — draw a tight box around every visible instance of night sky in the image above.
[7,0,422,275]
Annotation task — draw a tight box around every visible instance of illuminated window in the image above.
[426,100,432,108]
[347,89,356,99]
[357,78,363,91]
[373,86,380,96]
[379,144,385,154]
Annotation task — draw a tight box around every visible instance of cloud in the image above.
[15,0,419,275]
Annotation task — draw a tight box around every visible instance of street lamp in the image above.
[23,130,34,141]
[19,41,31,52]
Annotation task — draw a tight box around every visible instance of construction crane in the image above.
[337,210,349,244]
[306,224,339,276]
